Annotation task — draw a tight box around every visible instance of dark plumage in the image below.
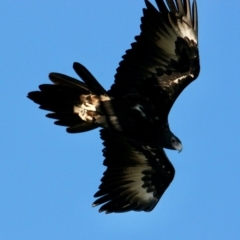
[93,129,175,213]
[28,0,200,213]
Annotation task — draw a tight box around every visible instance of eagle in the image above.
[28,0,200,213]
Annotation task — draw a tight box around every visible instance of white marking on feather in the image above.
[82,102,96,111]
[73,94,102,122]
[74,106,93,121]
[173,75,188,84]
[189,74,194,78]
[73,94,97,121]
[132,104,146,117]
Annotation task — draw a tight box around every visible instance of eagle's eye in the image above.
[171,138,176,143]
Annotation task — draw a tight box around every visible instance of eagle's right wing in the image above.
[93,129,175,213]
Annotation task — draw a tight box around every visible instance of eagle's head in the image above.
[159,129,182,152]
[169,134,182,152]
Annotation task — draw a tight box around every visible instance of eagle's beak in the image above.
[174,142,183,153]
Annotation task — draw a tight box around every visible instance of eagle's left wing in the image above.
[93,129,175,213]
[109,0,200,118]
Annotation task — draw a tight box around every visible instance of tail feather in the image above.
[73,62,107,96]
[28,62,113,133]
[49,72,90,92]
[28,74,99,133]
[66,122,98,133]
[46,112,81,127]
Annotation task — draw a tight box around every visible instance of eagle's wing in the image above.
[109,0,200,117]
[93,129,175,213]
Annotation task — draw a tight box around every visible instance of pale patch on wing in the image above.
[118,165,156,201]
[73,94,99,122]
[169,17,198,44]
[73,93,123,131]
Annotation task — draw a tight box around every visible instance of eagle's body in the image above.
[28,0,200,213]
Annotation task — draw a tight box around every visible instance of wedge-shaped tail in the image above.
[28,62,110,133]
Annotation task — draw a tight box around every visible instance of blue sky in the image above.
[1,0,240,239]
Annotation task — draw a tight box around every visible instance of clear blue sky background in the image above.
[1,0,240,239]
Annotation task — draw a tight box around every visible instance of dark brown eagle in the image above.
[28,0,200,213]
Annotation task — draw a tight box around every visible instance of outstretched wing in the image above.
[109,0,200,117]
[93,129,175,213]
